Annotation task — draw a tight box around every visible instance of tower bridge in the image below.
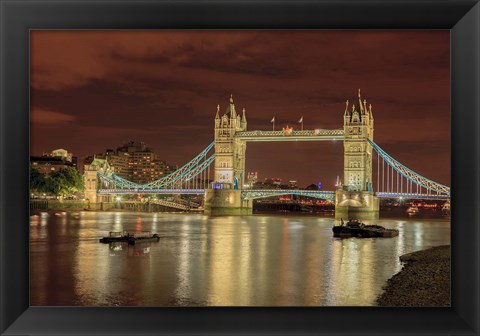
[89,90,450,219]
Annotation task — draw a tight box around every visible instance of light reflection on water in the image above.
[30,212,450,306]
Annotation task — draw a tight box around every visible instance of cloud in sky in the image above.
[30,30,450,186]
[30,108,76,124]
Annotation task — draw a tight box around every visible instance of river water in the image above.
[30,211,450,306]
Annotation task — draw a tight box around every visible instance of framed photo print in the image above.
[1,1,479,335]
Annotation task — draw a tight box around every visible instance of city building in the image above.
[85,140,177,185]
[130,151,173,185]
[117,140,149,154]
[104,150,130,180]
[246,171,258,188]
[305,183,319,190]
[264,178,282,187]
[30,155,76,174]
[31,148,77,174]
[49,148,73,162]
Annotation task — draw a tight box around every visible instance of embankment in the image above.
[377,245,450,306]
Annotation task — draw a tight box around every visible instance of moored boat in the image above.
[100,231,160,245]
[407,206,419,215]
[442,201,450,215]
[332,219,399,238]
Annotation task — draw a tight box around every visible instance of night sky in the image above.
[30,30,450,188]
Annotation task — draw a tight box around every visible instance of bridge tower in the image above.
[335,89,379,219]
[204,95,252,215]
[83,157,115,210]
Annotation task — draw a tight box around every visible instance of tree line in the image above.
[30,166,84,196]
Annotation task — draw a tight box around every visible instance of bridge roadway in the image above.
[98,188,449,201]
[375,192,449,200]
[98,189,205,195]
[97,188,335,201]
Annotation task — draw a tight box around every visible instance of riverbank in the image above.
[30,200,125,212]
[377,245,450,306]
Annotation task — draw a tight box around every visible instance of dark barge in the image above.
[99,231,160,245]
[333,220,399,238]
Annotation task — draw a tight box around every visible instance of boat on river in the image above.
[442,201,450,215]
[332,219,399,238]
[407,206,419,215]
[99,231,160,245]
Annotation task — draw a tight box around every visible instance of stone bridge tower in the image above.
[204,95,252,215]
[83,157,114,209]
[213,95,247,189]
[335,89,379,219]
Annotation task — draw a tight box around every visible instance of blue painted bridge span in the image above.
[98,188,449,201]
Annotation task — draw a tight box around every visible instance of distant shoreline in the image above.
[377,245,451,307]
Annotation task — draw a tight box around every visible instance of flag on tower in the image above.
[298,116,304,130]
[270,116,275,123]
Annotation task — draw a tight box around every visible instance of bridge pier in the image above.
[204,189,252,215]
[335,190,379,220]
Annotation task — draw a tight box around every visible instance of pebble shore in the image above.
[377,245,451,307]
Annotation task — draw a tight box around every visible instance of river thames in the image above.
[30,211,450,306]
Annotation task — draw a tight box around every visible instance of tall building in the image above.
[104,150,130,180]
[131,151,173,185]
[88,141,176,185]
[116,140,149,154]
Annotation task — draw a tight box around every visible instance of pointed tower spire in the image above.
[344,100,349,115]
[227,94,236,120]
[358,88,364,113]
[215,104,220,119]
[240,107,247,130]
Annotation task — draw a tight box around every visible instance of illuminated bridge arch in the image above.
[97,142,215,191]
[242,189,335,202]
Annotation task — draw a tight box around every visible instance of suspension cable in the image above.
[377,151,379,192]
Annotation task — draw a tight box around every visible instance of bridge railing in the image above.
[236,129,344,138]
[242,189,335,202]
[375,192,450,200]
[98,189,205,194]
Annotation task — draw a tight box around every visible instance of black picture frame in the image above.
[1,0,479,335]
